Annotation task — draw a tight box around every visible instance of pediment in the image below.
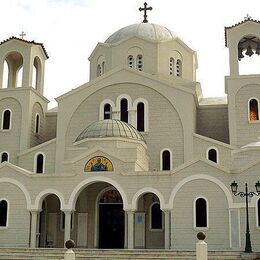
[0,162,33,176]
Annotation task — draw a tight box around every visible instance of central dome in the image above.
[105,23,176,44]
[75,119,144,142]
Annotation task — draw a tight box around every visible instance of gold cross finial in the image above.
[139,2,152,23]
[19,31,26,39]
[244,14,252,20]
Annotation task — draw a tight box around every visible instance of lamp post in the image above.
[230,181,260,253]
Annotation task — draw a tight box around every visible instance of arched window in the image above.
[207,148,218,163]
[195,198,208,228]
[35,114,40,134]
[102,61,105,75]
[104,103,112,120]
[0,200,8,227]
[128,55,135,68]
[150,202,162,230]
[249,98,259,121]
[35,153,44,173]
[162,150,171,170]
[2,109,11,130]
[120,98,128,123]
[257,199,260,227]
[176,59,182,77]
[136,55,143,71]
[1,152,9,163]
[2,60,9,88]
[97,64,102,77]
[137,102,144,131]
[169,57,174,75]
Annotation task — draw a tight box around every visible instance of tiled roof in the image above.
[224,17,260,46]
[0,36,49,59]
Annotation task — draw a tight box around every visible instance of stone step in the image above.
[0,248,259,260]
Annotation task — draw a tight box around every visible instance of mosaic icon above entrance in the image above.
[85,156,113,172]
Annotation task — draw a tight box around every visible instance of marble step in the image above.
[0,248,259,260]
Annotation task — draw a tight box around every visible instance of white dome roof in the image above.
[105,23,176,44]
[75,119,144,142]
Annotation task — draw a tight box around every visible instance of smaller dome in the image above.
[75,119,144,142]
[105,23,176,44]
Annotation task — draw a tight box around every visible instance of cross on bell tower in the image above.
[139,2,152,23]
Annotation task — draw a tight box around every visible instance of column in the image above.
[63,210,72,245]
[124,212,128,248]
[164,210,171,249]
[30,210,39,248]
[126,210,135,249]
[170,209,174,249]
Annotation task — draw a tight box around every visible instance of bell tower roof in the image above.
[0,36,49,59]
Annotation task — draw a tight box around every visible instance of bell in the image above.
[238,46,244,60]
[256,42,260,55]
[245,45,254,56]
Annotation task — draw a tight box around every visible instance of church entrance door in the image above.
[98,188,124,249]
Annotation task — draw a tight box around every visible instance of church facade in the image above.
[0,11,260,251]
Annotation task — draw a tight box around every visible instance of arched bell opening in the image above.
[74,182,125,249]
[38,194,62,248]
[3,52,23,88]
[238,34,260,75]
[136,193,164,249]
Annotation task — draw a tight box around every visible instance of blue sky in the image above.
[1,0,260,108]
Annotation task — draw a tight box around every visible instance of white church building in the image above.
[0,5,260,252]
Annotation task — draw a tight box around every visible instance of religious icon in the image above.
[85,156,113,172]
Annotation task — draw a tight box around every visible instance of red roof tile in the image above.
[0,36,49,59]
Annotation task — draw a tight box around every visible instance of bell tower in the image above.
[225,16,260,147]
[225,15,260,75]
[0,36,49,161]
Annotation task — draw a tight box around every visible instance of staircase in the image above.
[0,248,259,260]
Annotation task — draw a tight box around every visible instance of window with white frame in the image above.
[169,57,174,75]
[120,98,128,123]
[161,149,172,170]
[136,55,143,71]
[0,200,8,227]
[257,199,260,227]
[2,109,11,130]
[207,148,218,163]
[137,102,144,131]
[150,202,163,230]
[1,152,9,163]
[104,103,112,120]
[176,59,182,77]
[194,197,208,228]
[35,153,45,174]
[249,98,259,121]
[127,55,135,68]
[35,114,40,134]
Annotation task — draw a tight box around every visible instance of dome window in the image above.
[169,57,174,75]
[176,59,182,77]
[1,152,9,163]
[120,98,128,123]
[249,98,259,121]
[104,104,112,120]
[137,55,143,71]
[127,55,135,68]
[2,109,11,130]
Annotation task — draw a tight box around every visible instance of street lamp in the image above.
[230,181,260,253]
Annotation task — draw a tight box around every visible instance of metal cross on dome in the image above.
[139,2,152,23]
[19,31,26,39]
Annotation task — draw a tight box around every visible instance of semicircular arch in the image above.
[168,174,233,208]
[131,187,166,210]
[68,176,128,210]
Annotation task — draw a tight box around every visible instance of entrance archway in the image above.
[98,188,124,248]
